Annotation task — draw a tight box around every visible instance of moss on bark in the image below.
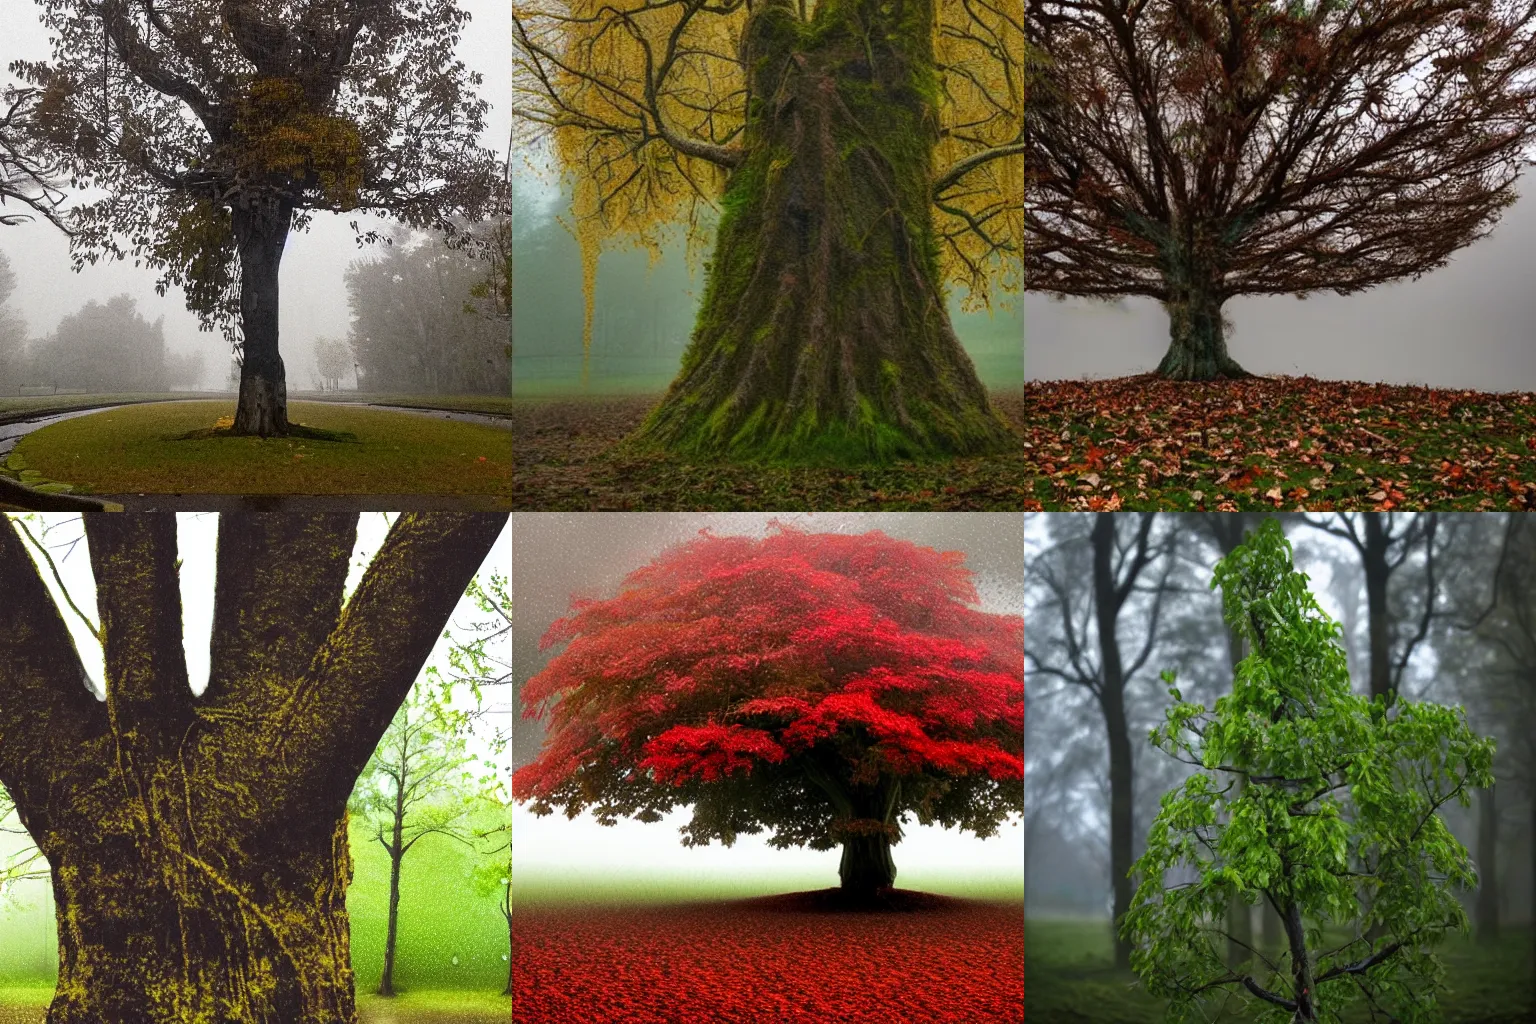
[632,0,1015,463]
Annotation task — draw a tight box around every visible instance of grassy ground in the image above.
[0,818,509,1021]
[511,389,1030,510]
[1018,375,1536,511]
[4,401,511,498]
[511,866,1026,908]
[1025,918,1535,1024]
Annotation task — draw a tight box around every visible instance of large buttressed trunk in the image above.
[232,195,294,437]
[0,514,508,1024]
[634,0,1014,462]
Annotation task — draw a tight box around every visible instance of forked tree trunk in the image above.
[232,196,293,437]
[633,0,1013,462]
[0,514,506,1024]
[1155,247,1249,381]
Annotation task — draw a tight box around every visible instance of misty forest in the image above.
[0,0,511,511]
[509,0,1025,510]
[508,513,1023,1023]
[1019,0,1536,511]
[0,512,511,1024]
[1025,512,1536,1022]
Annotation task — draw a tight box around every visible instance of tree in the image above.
[1025,512,1177,968]
[14,0,502,435]
[0,512,506,1023]
[512,0,1022,460]
[348,676,478,998]
[0,87,67,230]
[469,823,510,996]
[24,293,175,393]
[512,525,1022,901]
[346,230,509,395]
[313,336,351,392]
[0,250,27,394]
[1024,0,1536,380]
[1124,518,1495,1022]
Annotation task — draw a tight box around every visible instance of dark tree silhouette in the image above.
[1025,0,1536,379]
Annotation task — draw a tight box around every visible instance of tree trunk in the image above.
[1281,895,1317,1023]
[379,842,402,996]
[1362,514,1393,704]
[838,830,897,897]
[1155,252,1248,381]
[0,514,507,1024]
[502,906,512,997]
[38,816,355,1024]
[1091,513,1137,971]
[1476,784,1500,943]
[632,0,1013,462]
[232,196,293,437]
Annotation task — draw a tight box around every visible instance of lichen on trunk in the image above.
[633,0,1014,463]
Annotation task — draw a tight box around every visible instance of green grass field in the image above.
[4,401,511,497]
[1025,918,1536,1024]
[0,818,509,1021]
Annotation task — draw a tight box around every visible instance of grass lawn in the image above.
[4,401,510,497]
[511,389,1030,510]
[1025,918,1535,1024]
[1018,375,1536,511]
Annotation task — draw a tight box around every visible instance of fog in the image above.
[511,512,1025,889]
[1025,185,1536,391]
[0,0,510,392]
[511,172,1024,396]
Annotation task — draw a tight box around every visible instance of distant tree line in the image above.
[345,229,509,395]
[0,252,203,394]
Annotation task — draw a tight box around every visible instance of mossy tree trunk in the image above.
[634,0,1013,462]
[1155,244,1249,381]
[232,195,294,437]
[0,514,506,1024]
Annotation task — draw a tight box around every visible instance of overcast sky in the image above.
[0,0,510,389]
[1026,184,1536,392]
[511,513,1025,890]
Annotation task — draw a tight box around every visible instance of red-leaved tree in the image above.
[512,526,1023,900]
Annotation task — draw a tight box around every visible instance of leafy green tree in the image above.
[1124,518,1495,1023]
[348,678,479,998]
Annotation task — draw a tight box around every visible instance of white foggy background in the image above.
[0,0,511,390]
[8,513,512,770]
[1026,183,1536,391]
[511,513,1025,902]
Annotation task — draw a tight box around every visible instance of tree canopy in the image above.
[13,0,504,432]
[1123,518,1495,1022]
[513,525,1023,897]
[1024,0,1536,379]
[513,0,1023,315]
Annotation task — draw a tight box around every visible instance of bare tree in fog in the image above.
[1026,512,1179,968]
